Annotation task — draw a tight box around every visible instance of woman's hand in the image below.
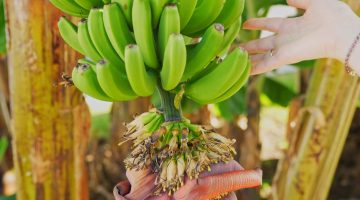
[113,160,262,200]
[241,0,360,75]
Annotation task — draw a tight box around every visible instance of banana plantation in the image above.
[0,0,359,200]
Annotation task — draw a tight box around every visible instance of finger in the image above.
[243,18,286,33]
[287,0,310,9]
[241,36,276,54]
[250,47,291,75]
[250,54,266,65]
[113,181,131,200]
[198,169,263,199]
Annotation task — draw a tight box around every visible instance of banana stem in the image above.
[156,85,182,122]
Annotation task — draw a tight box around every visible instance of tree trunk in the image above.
[110,98,152,178]
[236,86,261,200]
[273,58,360,199]
[6,1,90,200]
[87,98,151,200]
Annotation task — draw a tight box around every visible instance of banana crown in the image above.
[54,0,249,104]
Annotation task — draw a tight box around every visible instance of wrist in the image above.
[333,17,360,63]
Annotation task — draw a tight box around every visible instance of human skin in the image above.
[241,0,360,75]
[113,160,262,200]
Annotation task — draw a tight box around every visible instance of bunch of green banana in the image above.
[55,0,255,195]
[55,0,248,104]
[123,119,236,195]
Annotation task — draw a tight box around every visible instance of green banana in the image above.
[112,0,133,27]
[96,60,138,101]
[150,0,169,28]
[185,48,248,103]
[132,0,159,69]
[78,58,96,67]
[182,0,225,36]
[176,0,197,30]
[218,18,242,56]
[50,0,89,17]
[78,19,102,62]
[182,23,224,81]
[103,3,135,61]
[161,34,187,91]
[212,60,251,103]
[125,45,157,96]
[158,3,181,60]
[215,0,245,29]
[72,60,113,101]
[103,0,111,4]
[88,8,125,72]
[58,17,86,55]
[189,59,221,82]
[75,0,103,10]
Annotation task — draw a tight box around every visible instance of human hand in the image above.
[113,160,262,200]
[241,0,360,75]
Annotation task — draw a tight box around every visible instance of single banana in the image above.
[72,60,113,101]
[175,0,197,30]
[150,0,169,28]
[211,60,251,103]
[50,0,89,17]
[161,34,187,91]
[132,0,159,69]
[158,3,180,60]
[75,0,103,10]
[88,8,125,72]
[96,60,138,101]
[182,0,225,36]
[189,59,221,82]
[112,0,133,27]
[218,18,241,56]
[181,24,224,81]
[125,45,157,96]
[78,19,102,62]
[58,17,86,55]
[185,48,248,103]
[215,0,245,29]
[103,3,135,60]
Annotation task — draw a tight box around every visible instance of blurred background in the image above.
[1,0,360,200]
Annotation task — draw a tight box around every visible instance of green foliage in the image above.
[294,60,316,69]
[0,0,6,54]
[0,136,8,162]
[0,195,16,200]
[212,88,247,121]
[262,71,300,107]
[91,113,111,139]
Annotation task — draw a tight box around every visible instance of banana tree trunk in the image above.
[6,1,90,200]
[110,98,151,179]
[272,8,360,197]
